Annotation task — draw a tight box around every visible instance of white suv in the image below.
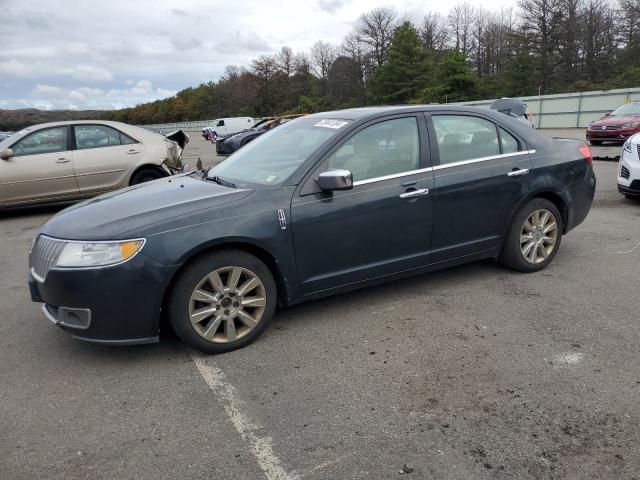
[618,133,640,199]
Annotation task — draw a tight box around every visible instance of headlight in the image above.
[621,121,640,129]
[55,239,145,268]
[623,141,632,153]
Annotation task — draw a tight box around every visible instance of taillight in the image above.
[578,145,593,165]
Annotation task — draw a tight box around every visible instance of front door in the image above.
[72,124,143,193]
[291,115,434,294]
[0,126,78,205]
[427,113,533,263]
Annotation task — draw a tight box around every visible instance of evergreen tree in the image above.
[422,51,477,103]
[368,22,432,104]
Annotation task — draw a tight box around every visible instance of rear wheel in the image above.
[130,168,165,185]
[168,250,277,354]
[499,198,563,272]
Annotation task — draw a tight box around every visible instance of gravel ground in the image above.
[1,150,639,479]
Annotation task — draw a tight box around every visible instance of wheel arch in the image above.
[129,164,169,185]
[500,189,569,253]
[160,239,290,324]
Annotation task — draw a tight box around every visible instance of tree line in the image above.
[104,0,640,124]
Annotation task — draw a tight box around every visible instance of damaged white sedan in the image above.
[0,120,189,209]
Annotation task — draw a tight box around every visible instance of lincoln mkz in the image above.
[28,106,596,353]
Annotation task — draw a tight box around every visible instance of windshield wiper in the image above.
[207,175,237,188]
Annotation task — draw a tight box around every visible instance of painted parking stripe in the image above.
[191,353,299,480]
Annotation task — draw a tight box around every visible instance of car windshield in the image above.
[611,103,640,116]
[207,116,350,187]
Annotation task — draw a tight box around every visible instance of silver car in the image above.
[0,120,188,209]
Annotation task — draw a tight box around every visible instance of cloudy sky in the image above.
[0,0,514,111]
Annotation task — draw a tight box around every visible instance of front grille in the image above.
[620,165,630,179]
[637,144,640,159]
[604,125,620,131]
[30,236,66,281]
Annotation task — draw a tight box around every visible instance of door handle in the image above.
[55,158,70,164]
[126,149,140,154]
[508,168,530,177]
[399,188,429,199]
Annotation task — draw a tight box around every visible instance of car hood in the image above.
[40,175,252,240]
[591,115,640,127]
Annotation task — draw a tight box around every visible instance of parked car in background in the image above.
[0,120,189,209]
[586,101,640,145]
[617,133,640,198]
[201,117,255,139]
[0,131,15,142]
[216,114,307,155]
[490,98,534,127]
[28,105,595,353]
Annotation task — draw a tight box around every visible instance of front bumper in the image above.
[617,145,640,196]
[586,128,639,142]
[29,252,173,345]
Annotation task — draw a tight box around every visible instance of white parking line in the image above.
[191,353,299,480]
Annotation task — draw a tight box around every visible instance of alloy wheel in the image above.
[188,266,267,343]
[520,208,558,264]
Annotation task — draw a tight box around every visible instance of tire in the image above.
[130,168,165,185]
[589,140,603,146]
[625,194,639,201]
[499,198,563,272]
[168,250,277,354]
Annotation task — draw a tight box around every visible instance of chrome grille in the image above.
[637,144,640,159]
[30,236,66,281]
[620,165,630,179]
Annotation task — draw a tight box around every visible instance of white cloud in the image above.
[69,65,113,81]
[4,81,177,110]
[0,0,517,110]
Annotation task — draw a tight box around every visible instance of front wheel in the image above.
[499,198,563,272]
[168,250,277,354]
[130,168,165,185]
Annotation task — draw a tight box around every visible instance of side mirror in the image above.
[604,111,612,117]
[317,169,353,191]
[0,148,14,160]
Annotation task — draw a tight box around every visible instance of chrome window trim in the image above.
[432,150,536,171]
[353,167,433,186]
[351,150,535,186]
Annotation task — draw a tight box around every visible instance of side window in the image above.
[432,115,499,164]
[326,117,419,182]
[500,127,520,154]
[12,127,68,157]
[119,133,136,145]
[217,120,225,127]
[74,125,131,150]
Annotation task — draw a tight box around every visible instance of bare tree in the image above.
[310,40,337,80]
[419,12,449,53]
[448,3,474,54]
[277,46,295,77]
[356,7,398,68]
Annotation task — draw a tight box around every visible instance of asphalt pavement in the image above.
[1,147,639,479]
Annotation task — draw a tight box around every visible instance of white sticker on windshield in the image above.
[314,119,348,129]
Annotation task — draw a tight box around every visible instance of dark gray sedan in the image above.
[29,106,596,353]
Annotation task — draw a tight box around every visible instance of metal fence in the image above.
[138,120,214,134]
[454,87,640,128]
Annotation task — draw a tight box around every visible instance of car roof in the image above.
[14,120,130,131]
[308,104,502,121]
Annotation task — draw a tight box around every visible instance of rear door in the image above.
[0,126,78,205]
[291,114,434,294]
[72,124,143,194]
[426,113,533,263]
